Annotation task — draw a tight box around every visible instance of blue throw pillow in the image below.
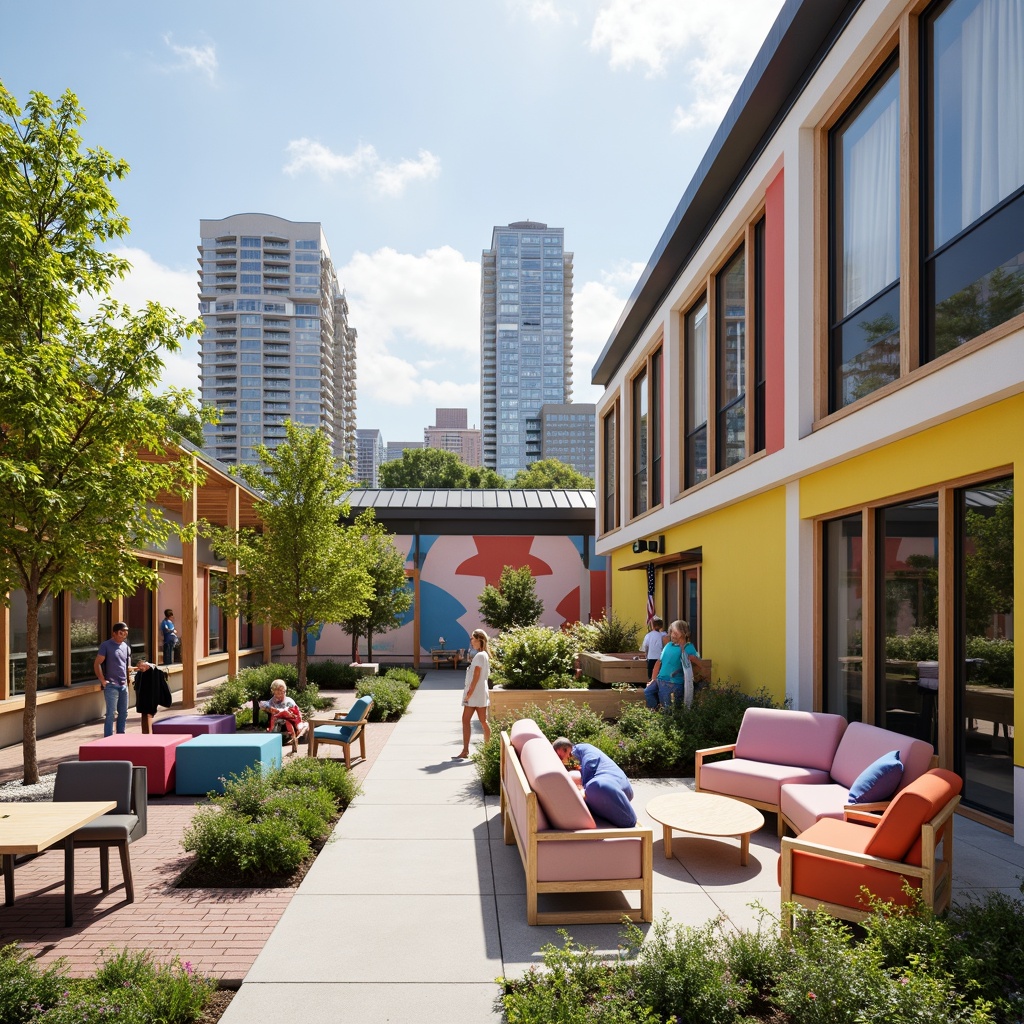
[848,750,904,803]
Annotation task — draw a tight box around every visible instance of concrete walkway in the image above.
[221,670,1024,1024]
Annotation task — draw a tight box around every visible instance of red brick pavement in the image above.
[0,691,395,983]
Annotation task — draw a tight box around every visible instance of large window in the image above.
[753,217,767,453]
[601,404,618,532]
[685,299,709,488]
[716,247,746,470]
[923,0,1024,361]
[69,594,104,683]
[822,514,864,721]
[9,590,58,696]
[829,59,901,411]
[630,348,663,518]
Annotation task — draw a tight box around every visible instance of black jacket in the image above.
[134,666,173,715]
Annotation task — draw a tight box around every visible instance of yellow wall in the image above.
[610,486,789,702]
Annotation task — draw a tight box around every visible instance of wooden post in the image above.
[227,483,240,679]
[181,462,198,708]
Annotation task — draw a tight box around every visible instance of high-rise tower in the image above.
[198,214,357,468]
[480,221,573,476]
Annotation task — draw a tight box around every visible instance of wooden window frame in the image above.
[628,342,664,521]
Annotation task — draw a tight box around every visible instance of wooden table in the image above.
[645,792,764,866]
[0,800,116,926]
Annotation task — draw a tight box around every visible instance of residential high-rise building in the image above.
[198,213,357,468]
[424,408,482,466]
[539,403,596,480]
[481,221,573,477]
[385,441,424,462]
[355,428,385,486]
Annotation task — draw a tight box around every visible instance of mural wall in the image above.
[281,533,607,663]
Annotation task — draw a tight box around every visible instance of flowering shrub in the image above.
[492,624,577,689]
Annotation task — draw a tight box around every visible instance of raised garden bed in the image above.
[579,651,649,685]
[489,685,646,721]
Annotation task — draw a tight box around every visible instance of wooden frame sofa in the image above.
[500,721,652,926]
[696,708,936,836]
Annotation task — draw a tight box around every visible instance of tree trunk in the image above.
[351,628,360,664]
[367,631,374,662]
[296,626,308,692]
[22,573,42,785]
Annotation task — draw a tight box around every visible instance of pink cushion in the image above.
[700,758,831,806]
[510,719,547,756]
[506,763,550,831]
[537,836,642,882]
[829,722,933,791]
[734,708,847,771]
[519,737,595,831]
[780,782,850,833]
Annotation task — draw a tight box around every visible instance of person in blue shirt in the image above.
[160,609,179,665]
[646,619,701,709]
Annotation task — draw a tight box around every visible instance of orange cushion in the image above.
[864,769,961,862]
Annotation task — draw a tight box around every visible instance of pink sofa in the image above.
[499,719,652,926]
[696,707,935,836]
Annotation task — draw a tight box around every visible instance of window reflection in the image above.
[823,515,863,720]
[9,590,58,695]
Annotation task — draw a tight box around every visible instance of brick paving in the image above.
[0,687,395,983]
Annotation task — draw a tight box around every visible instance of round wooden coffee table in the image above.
[646,792,764,866]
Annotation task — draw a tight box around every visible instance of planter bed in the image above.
[489,685,646,721]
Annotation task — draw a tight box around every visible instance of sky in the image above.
[2,0,785,443]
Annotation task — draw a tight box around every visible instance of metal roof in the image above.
[341,488,596,518]
[592,0,863,386]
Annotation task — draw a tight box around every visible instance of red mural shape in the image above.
[556,587,581,626]
[454,537,553,587]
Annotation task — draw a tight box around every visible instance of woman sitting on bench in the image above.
[260,679,309,753]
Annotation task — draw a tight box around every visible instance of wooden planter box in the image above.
[579,651,649,685]
[489,686,646,721]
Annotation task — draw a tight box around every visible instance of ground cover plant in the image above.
[499,890,1024,1023]
[180,758,358,886]
[0,944,219,1024]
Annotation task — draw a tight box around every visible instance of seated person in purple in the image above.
[552,738,637,828]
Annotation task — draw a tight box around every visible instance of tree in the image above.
[340,509,412,661]
[145,394,207,448]
[478,565,544,631]
[0,85,204,784]
[204,422,372,690]
[378,447,508,488]
[511,458,594,489]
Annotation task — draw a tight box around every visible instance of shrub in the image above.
[588,611,643,653]
[199,674,248,715]
[276,756,360,808]
[965,635,1014,687]
[563,619,600,655]
[383,667,421,689]
[356,676,412,720]
[478,564,544,630]
[594,705,685,775]
[886,626,940,663]
[492,624,576,688]
[183,806,312,876]
[305,660,359,689]
[235,663,299,704]
[0,943,68,1024]
[91,949,216,1024]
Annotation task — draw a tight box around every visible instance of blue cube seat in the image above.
[175,733,283,795]
[309,696,374,768]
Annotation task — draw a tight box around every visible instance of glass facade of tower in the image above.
[197,214,357,468]
[480,221,574,476]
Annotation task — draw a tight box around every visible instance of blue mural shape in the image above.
[292,621,324,655]
[416,580,469,652]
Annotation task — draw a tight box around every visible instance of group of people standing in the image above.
[642,616,701,710]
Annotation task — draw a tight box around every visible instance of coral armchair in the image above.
[779,768,961,933]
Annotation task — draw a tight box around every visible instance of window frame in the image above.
[628,344,663,520]
[600,398,620,535]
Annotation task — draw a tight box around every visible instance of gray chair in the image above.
[53,760,148,904]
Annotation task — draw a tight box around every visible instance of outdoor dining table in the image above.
[0,799,116,926]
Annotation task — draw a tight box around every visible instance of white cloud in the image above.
[571,262,645,403]
[283,139,441,198]
[506,0,575,25]
[589,0,784,129]
[338,246,481,414]
[161,33,218,80]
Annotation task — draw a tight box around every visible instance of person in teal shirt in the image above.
[646,620,700,709]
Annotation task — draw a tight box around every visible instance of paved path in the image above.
[220,671,1024,1024]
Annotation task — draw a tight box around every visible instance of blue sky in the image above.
[2,0,784,443]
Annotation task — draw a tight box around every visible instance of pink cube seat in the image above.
[152,714,237,737]
[79,734,192,795]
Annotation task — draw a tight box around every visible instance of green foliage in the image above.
[886,626,940,662]
[589,611,643,653]
[383,667,421,689]
[339,509,413,660]
[305,660,360,688]
[357,676,412,720]
[0,945,216,1024]
[0,943,68,1023]
[378,446,509,488]
[885,629,1014,686]
[492,624,577,688]
[593,704,684,775]
[204,422,373,689]
[235,663,299,703]
[199,674,249,716]
[563,619,600,654]
[0,84,206,784]
[182,760,358,878]
[479,565,545,631]
[509,458,595,489]
[964,487,1014,635]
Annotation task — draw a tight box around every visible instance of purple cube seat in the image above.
[153,714,237,737]
[79,733,192,795]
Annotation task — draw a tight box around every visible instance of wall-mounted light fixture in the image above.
[631,535,665,555]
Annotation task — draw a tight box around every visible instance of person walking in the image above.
[94,622,142,736]
[160,609,179,665]
[457,628,492,759]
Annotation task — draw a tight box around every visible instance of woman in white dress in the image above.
[457,628,491,758]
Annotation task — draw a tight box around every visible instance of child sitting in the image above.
[259,679,308,753]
